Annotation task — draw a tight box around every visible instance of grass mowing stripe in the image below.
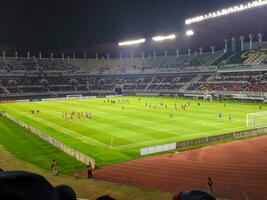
[3,106,112,149]
[1,96,266,166]
[0,117,84,174]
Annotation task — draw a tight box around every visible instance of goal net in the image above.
[246,112,267,128]
[66,94,83,100]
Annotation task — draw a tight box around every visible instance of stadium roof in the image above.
[187,4,267,42]
[1,0,267,56]
[57,2,267,57]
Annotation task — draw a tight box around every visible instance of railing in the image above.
[3,112,96,169]
[183,89,267,97]
[140,127,267,156]
[176,127,267,148]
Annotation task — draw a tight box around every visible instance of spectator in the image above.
[55,185,77,200]
[51,159,58,176]
[173,190,216,200]
[0,170,77,200]
[208,177,214,193]
[87,161,93,178]
[96,195,116,200]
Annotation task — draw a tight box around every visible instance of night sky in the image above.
[0,0,246,51]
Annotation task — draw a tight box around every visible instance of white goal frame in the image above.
[246,111,267,128]
[66,94,83,100]
[204,94,213,101]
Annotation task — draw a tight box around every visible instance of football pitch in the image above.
[0,96,266,167]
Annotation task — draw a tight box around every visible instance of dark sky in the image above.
[0,0,246,51]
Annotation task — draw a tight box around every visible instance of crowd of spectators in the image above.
[188,72,267,92]
[0,169,216,200]
[1,71,267,96]
[1,56,267,97]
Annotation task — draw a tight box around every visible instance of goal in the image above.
[204,94,213,101]
[246,112,267,128]
[66,94,83,100]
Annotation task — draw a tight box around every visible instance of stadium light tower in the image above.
[118,38,146,46]
[152,34,176,42]
[186,30,194,36]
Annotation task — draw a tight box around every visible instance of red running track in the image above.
[78,136,267,200]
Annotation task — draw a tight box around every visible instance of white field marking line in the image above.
[53,100,170,131]
[6,103,254,150]
[27,105,243,139]
[17,99,247,127]
[87,102,260,129]
[51,101,200,140]
[61,101,246,139]
[71,101,180,122]
[9,105,245,149]
[43,107,245,132]
[114,115,215,140]
[116,121,219,143]
[7,104,185,149]
[116,118,230,140]
[129,114,246,133]
[134,109,246,126]
[115,136,184,150]
[116,116,246,142]
[4,107,112,149]
[61,109,159,141]
[141,118,242,129]
[115,125,249,150]
[32,103,165,146]
[118,121,194,138]
[53,100,249,149]
[8,103,191,150]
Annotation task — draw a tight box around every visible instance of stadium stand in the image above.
[1,40,267,100]
[170,51,223,69]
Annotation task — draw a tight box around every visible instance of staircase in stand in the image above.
[180,74,203,92]
[144,76,156,91]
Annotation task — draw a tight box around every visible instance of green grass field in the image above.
[0,96,266,167]
[0,117,85,174]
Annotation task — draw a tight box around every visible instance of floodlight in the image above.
[186,30,194,36]
[152,34,176,42]
[118,38,146,46]
[185,0,267,25]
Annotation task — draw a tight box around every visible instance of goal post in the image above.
[246,111,267,128]
[66,94,83,100]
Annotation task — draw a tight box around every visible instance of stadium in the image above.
[1,0,267,200]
